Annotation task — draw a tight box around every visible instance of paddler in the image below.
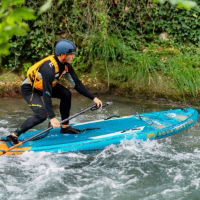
[6,39,102,145]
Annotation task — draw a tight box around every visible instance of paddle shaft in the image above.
[1,102,111,155]
[1,105,95,155]
[20,104,97,144]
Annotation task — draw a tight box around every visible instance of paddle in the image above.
[0,102,112,156]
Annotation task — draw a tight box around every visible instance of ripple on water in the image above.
[0,97,200,200]
[0,136,199,200]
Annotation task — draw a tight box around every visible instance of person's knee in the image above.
[36,111,47,122]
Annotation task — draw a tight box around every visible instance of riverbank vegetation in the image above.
[0,0,200,103]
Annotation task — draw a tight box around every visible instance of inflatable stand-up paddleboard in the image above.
[0,108,198,156]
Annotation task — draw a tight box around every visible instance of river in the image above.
[0,95,200,200]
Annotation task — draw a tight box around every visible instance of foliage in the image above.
[4,0,199,66]
[154,0,197,9]
[1,0,200,100]
[0,0,35,60]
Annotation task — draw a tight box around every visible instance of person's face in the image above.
[66,54,75,63]
[59,54,75,63]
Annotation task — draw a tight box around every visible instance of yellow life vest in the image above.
[27,55,68,90]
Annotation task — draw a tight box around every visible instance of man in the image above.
[6,39,102,145]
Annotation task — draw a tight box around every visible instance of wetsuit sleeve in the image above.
[66,64,95,100]
[39,62,55,119]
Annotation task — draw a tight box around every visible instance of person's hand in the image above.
[50,117,60,128]
[93,97,103,108]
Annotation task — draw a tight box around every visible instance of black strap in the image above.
[79,128,100,133]
[181,108,188,112]
[104,115,120,120]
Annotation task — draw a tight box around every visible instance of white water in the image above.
[0,96,200,200]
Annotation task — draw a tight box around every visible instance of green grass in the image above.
[87,46,200,101]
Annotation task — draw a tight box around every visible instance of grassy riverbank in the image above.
[81,45,200,106]
[1,44,200,107]
[0,73,22,97]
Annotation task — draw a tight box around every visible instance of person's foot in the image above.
[60,126,81,134]
[6,134,19,145]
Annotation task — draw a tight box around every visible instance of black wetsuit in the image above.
[14,56,95,136]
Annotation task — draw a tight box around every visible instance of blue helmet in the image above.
[55,40,76,55]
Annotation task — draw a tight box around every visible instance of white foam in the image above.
[0,120,8,125]
[0,127,9,135]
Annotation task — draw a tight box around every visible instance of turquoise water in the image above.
[0,96,200,200]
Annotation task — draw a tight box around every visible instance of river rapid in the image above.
[0,95,200,200]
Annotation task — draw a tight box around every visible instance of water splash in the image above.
[0,97,199,200]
